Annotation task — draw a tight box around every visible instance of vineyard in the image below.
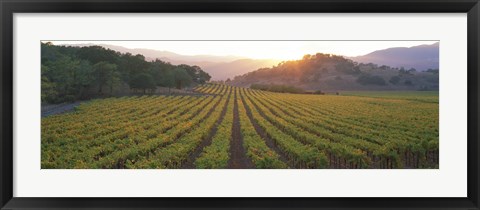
[41,84,439,169]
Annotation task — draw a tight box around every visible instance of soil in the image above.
[228,91,255,169]
[239,93,293,168]
[181,90,232,169]
[41,102,83,118]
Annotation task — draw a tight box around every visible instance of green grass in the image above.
[341,91,439,103]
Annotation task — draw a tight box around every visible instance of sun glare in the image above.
[46,40,438,61]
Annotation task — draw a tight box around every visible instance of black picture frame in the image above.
[1,0,479,209]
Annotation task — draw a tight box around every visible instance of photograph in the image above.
[2,0,478,208]
[40,40,439,169]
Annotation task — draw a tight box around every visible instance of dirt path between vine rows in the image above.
[228,91,255,169]
[181,89,232,169]
[239,91,293,168]
[41,102,83,118]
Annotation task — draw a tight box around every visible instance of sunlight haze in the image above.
[46,40,438,60]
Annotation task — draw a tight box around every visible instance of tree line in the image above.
[41,43,211,103]
[250,84,305,94]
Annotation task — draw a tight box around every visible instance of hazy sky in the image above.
[47,40,438,60]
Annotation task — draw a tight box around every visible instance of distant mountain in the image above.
[63,43,278,80]
[207,59,279,81]
[350,42,439,71]
[65,43,245,63]
[151,57,280,80]
[146,58,280,81]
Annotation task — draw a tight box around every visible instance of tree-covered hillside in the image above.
[231,53,439,92]
[41,42,211,103]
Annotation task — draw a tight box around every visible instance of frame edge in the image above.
[1,0,479,209]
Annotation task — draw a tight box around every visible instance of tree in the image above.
[129,73,156,94]
[399,67,412,75]
[356,74,386,86]
[94,61,118,94]
[47,56,76,92]
[197,70,211,84]
[149,59,174,85]
[174,68,193,89]
[389,76,401,85]
[426,68,439,74]
[45,56,84,101]
[77,46,120,65]
[117,53,150,83]
[107,71,121,94]
[41,67,58,103]
[250,83,304,94]
[177,64,211,84]
[41,43,212,103]
[335,60,356,74]
[74,61,95,99]
[159,69,175,94]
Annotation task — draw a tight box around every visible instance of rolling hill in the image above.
[231,53,439,91]
[350,42,439,71]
